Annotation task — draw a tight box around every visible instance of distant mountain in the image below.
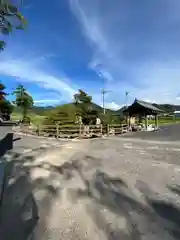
[30,102,121,117]
[32,106,54,115]
[13,105,54,115]
[152,104,180,113]
[31,102,104,115]
[116,106,127,116]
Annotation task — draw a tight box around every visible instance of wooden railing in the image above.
[19,123,128,139]
[108,124,129,135]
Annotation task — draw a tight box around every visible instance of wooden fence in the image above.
[20,123,128,139]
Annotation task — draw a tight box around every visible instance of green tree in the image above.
[13,85,34,122]
[0,0,26,51]
[0,82,7,100]
[74,89,92,105]
[0,82,13,119]
[74,89,97,125]
[0,99,13,117]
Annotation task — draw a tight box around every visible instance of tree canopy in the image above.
[0,82,13,119]
[13,84,34,122]
[0,82,7,100]
[0,0,26,50]
[74,89,98,125]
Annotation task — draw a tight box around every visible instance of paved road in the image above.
[81,137,180,240]
[0,126,70,156]
[0,126,12,137]
[0,126,81,240]
[0,126,180,239]
[123,124,180,142]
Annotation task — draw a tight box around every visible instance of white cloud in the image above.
[105,101,122,110]
[70,0,180,105]
[127,62,180,104]
[0,57,77,101]
[69,0,127,86]
[34,99,60,104]
[143,99,156,104]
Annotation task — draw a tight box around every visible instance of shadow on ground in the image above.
[0,133,59,240]
[0,133,180,239]
[41,158,180,240]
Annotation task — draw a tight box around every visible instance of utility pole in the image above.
[125,91,130,129]
[102,89,109,114]
[125,91,129,109]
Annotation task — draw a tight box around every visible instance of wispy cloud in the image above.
[70,0,180,105]
[69,0,123,84]
[0,54,77,102]
[1,0,180,109]
[0,49,122,109]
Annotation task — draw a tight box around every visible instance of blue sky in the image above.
[1,0,180,109]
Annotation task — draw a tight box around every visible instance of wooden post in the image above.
[37,124,40,136]
[107,124,109,136]
[79,124,82,138]
[126,115,129,130]
[100,124,103,137]
[145,115,148,131]
[155,114,158,129]
[127,116,130,131]
[56,123,59,139]
[121,123,123,133]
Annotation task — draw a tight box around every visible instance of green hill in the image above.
[13,102,180,125]
[29,102,180,116]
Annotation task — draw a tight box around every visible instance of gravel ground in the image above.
[1,126,180,239]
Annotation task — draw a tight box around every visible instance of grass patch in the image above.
[146,118,180,125]
[11,112,45,126]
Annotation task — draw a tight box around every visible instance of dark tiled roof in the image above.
[123,99,164,113]
[135,99,163,112]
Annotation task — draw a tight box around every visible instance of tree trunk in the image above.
[22,106,27,120]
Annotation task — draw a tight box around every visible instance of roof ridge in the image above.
[123,98,164,113]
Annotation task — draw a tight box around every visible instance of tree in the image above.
[74,89,97,125]
[74,89,92,105]
[13,84,34,122]
[0,99,13,118]
[0,0,26,51]
[0,82,13,119]
[0,82,7,100]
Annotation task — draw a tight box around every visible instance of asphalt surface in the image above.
[123,124,180,141]
[0,126,69,155]
[0,125,180,239]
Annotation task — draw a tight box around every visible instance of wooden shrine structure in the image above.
[123,99,164,130]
